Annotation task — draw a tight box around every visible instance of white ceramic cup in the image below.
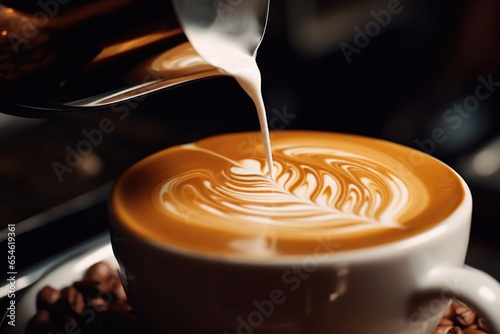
[110,139,500,334]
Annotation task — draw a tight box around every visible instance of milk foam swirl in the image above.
[113,131,464,256]
[159,145,412,235]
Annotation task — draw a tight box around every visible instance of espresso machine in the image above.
[1,0,500,327]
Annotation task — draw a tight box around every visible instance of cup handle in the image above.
[420,265,500,332]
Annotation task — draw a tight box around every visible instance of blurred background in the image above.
[0,0,499,302]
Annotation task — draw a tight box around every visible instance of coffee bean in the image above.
[440,318,454,326]
[73,280,101,299]
[27,261,145,333]
[88,297,110,313]
[455,306,476,327]
[83,261,113,283]
[476,317,490,331]
[62,286,86,314]
[449,326,465,334]
[36,286,61,311]
[25,309,55,334]
[434,325,454,334]
[463,329,488,334]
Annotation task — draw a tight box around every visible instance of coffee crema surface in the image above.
[111,131,465,258]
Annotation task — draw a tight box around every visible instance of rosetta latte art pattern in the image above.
[160,145,410,234]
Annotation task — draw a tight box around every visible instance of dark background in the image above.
[0,0,499,313]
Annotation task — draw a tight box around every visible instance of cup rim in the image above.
[110,131,472,266]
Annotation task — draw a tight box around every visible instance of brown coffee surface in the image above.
[111,131,465,258]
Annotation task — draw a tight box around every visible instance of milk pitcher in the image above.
[0,0,269,117]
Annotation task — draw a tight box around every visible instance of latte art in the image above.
[160,146,414,235]
[112,131,465,257]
